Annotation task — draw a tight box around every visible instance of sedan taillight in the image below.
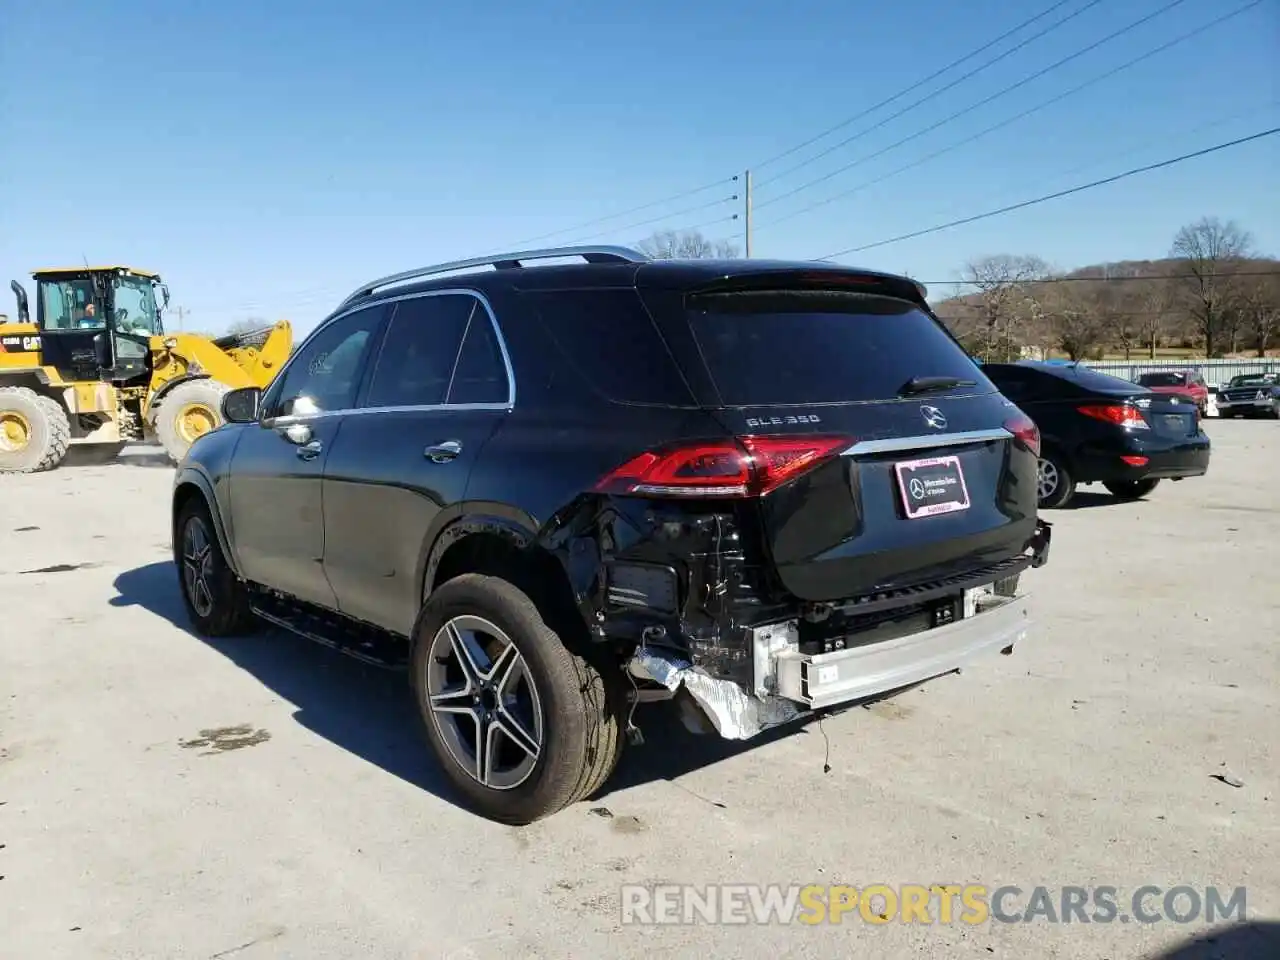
[1077,404,1149,430]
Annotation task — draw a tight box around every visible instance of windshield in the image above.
[1228,374,1277,387]
[685,289,992,405]
[1137,372,1186,387]
[112,276,163,335]
[39,278,101,330]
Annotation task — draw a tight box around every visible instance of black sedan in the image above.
[982,361,1211,508]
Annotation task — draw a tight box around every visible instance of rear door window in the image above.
[684,289,993,406]
[365,294,474,408]
[446,302,511,405]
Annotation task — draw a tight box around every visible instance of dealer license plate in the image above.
[894,455,971,518]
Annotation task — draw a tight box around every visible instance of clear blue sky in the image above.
[2,0,1276,335]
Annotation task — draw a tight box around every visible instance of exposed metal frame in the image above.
[338,245,649,310]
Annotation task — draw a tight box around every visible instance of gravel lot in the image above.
[2,422,1276,960]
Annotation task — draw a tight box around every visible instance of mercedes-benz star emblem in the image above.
[920,404,947,430]
[909,478,926,500]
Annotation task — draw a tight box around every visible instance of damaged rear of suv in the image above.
[173,245,1050,825]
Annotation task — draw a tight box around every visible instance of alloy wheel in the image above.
[1036,458,1059,502]
[182,515,216,618]
[425,615,544,790]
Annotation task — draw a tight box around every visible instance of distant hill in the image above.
[932,255,1280,362]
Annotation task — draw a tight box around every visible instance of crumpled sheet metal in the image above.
[627,646,801,740]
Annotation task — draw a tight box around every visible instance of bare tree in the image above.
[1240,267,1280,357]
[962,255,1050,361]
[639,229,740,260]
[1169,217,1254,357]
[1130,280,1170,359]
[1034,282,1104,361]
[226,317,268,336]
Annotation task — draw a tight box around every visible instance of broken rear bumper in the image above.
[628,585,1033,740]
[772,590,1030,709]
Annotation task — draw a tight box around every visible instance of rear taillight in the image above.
[1077,403,1149,430]
[594,434,851,498]
[1003,413,1041,458]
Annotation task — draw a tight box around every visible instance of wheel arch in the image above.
[172,467,241,578]
[418,513,586,656]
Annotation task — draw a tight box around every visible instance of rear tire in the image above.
[1104,478,1161,500]
[0,386,70,473]
[154,379,230,464]
[411,573,625,825]
[175,495,258,637]
[1036,451,1075,509]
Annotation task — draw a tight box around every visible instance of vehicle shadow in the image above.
[59,446,175,469]
[110,561,819,817]
[1148,921,1280,959]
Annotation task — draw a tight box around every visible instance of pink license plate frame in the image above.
[894,454,971,518]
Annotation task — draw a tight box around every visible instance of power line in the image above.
[502,175,739,247]
[754,0,1107,193]
[818,127,1280,260]
[756,0,1265,232]
[748,0,1083,174]
[756,0,1188,212]
[562,192,740,245]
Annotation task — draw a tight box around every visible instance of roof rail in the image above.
[339,244,649,308]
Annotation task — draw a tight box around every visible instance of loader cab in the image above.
[28,267,169,385]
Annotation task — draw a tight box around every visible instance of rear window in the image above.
[1059,366,1145,393]
[1137,372,1186,387]
[684,289,992,405]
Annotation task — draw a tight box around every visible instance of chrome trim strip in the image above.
[842,427,1013,456]
[261,287,516,426]
[338,244,648,308]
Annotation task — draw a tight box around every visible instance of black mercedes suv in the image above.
[171,245,1051,824]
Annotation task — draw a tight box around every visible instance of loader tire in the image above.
[0,386,70,474]
[154,379,230,464]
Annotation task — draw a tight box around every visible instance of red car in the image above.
[1136,370,1209,415]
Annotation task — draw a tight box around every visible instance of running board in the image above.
[249,595,408,670]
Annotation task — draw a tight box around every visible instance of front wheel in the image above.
[411,573,625,825]
[0,386,70,473]
[175,496,257,636]
[1104,478,1161,500]
[1036,452,1076,509]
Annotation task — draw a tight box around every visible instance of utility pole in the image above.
[173,305,187,331]
[744,169,753,258]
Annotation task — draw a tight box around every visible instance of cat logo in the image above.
[1,334,41,352]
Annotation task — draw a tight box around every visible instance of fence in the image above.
[1075,357,1278,388]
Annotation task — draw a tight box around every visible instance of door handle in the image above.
[297,440,323,461]
[424,440,462,463]
[282,422,313,445]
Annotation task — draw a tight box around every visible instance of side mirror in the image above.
[221,386,262,424]
[159,283,171,308]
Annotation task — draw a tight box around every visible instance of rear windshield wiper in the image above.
[898,375,977,396]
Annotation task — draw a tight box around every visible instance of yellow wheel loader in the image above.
[0,266,291,473]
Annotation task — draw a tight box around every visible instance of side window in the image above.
[446,301,511,405]
[364,294,473,408]
[266,305,384,419]
[533,289,694,404]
